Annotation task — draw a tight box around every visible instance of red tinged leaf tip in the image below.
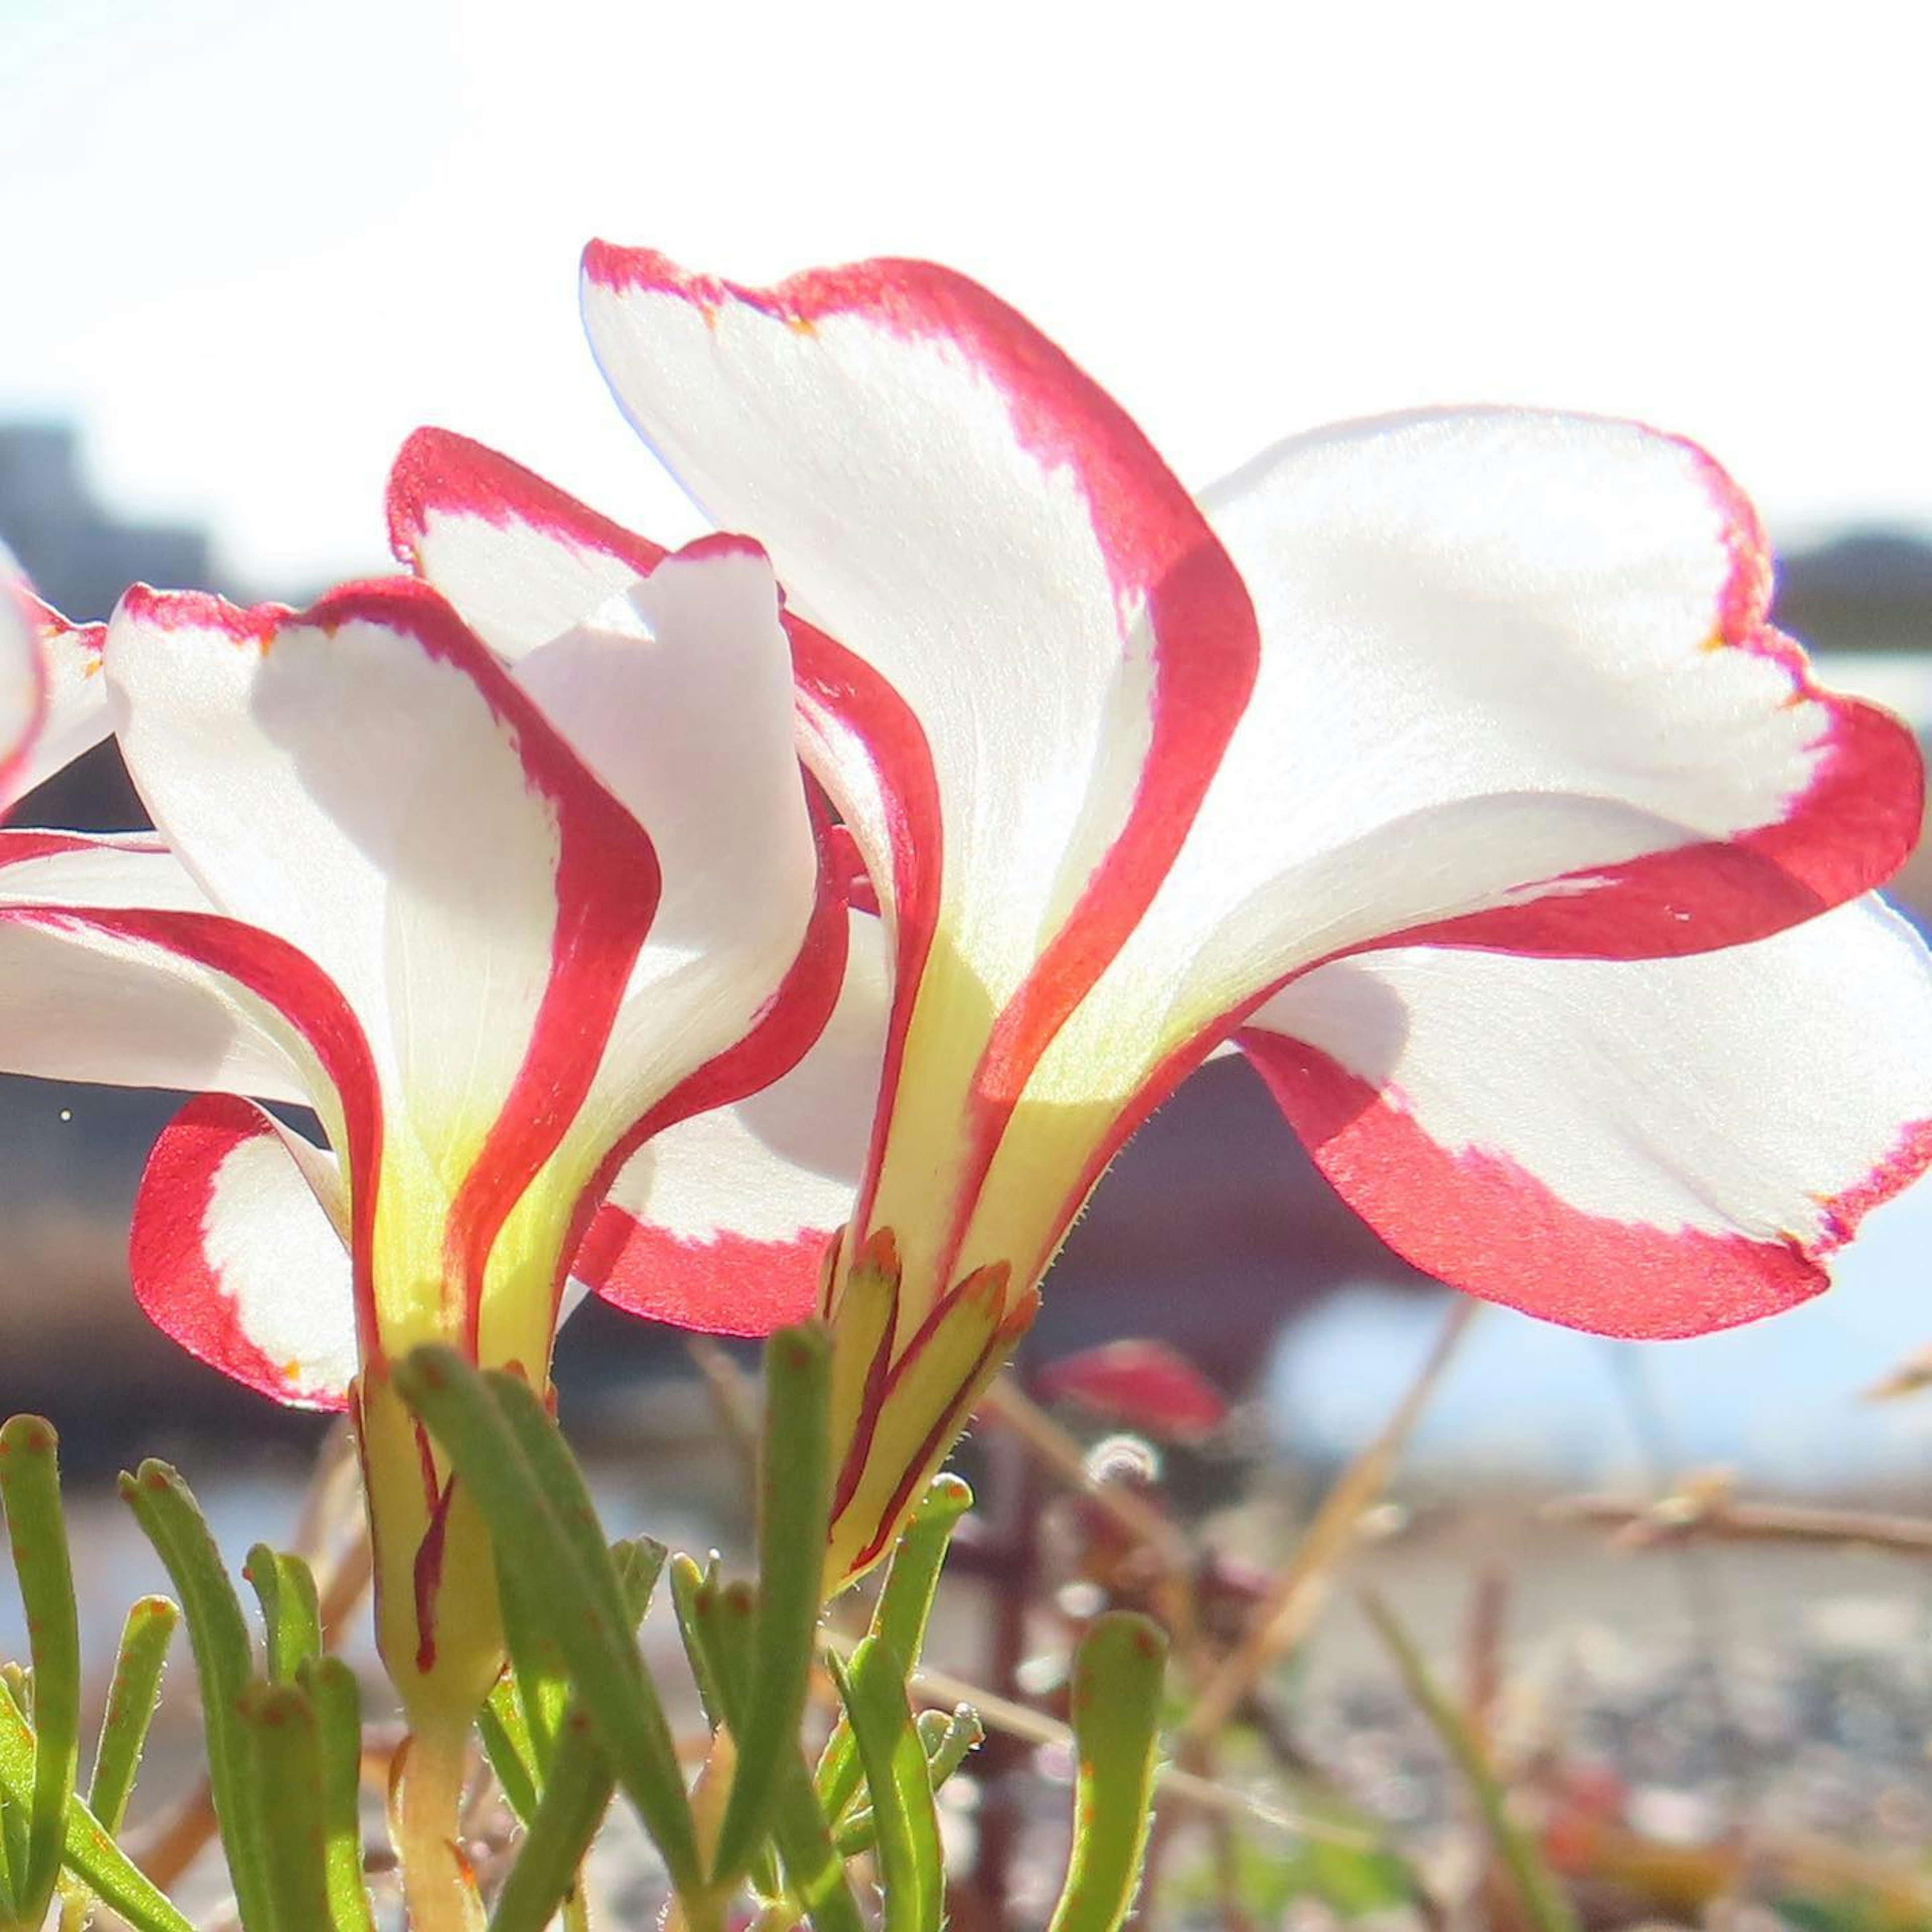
[1035,1340,1230,1442]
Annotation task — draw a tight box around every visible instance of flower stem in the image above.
[394,1720,484,1932]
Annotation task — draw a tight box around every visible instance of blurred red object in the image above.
[1034,1339,1229,1441]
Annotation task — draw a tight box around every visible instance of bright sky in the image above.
[4,2,1930,589]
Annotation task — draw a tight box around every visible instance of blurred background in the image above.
[9,9,1932,1922]
[5,0,1932,1486]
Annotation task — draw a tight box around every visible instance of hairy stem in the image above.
[394,1722,484,1932]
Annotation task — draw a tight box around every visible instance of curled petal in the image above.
[1239,896,1932,1338]
[8,592,112,807]
[576,910,888,1332]
[581,245,1259,1299]
[387,427,664,660]
[107,580,665,1356]
[131,1093,357,1409]
[967,413,1927,1286]
[1184,410,1921,992]
[0,567,47,807]
[0,833,315,1103]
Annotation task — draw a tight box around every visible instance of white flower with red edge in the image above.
[385,250,1932,1589]
[0,550,843,1711]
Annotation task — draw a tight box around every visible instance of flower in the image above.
[390,248,1932,1590]
[0,552,842,1716]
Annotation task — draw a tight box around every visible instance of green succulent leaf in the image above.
[393,1347,700,1894]
[86,1595,178,1837]
[1046,1612,1168,1932]
[299,1657,377,1932]
[829,1637,942,1932]
[712,1323,834,1885]
[244,1546,323,1686]
[0,1677,195,1932]
[0,1415,82,1925]
[118,1460,276,1932]
[816,1474,972,1822]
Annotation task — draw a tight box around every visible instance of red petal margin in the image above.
[1237,1026,1932,1340]
[115,578,665,1367]
[0,875,383,1360]
[566,791,853,1333]
[130,1093,349,1410]
[571,1218,829,1336]
[386,427,938,1245]
[582,247,1261,1277]
[1393,446,1922,962]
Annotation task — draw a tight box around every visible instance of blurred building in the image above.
[1,423,217,623]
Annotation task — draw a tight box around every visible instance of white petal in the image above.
[105,581,660,1175]
[576,910,887,1331]
[0,565,44,801]
[131,1094,357,1408]
[0,833,313,1102]
[387,428,660,661]
[1240,897,1932,1337]
[581,247,1257,1301]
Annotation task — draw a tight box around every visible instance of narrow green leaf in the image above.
[492,1551,656,1932]
[816,1475,971,1820]
[487,1542,659,1834]
[1045,1613,1168,1932]
[712,1324,834,1883]
[480,1683,541,1830]
[0,1680,195,1932]
[237,1680,332,1932]
[668,1555,733,1730]
[118,1460,275,1932]
[829,1637,942,1932]
[244,1545,323,1685]
[0,1415,81,1924]
[1359,1590,1580,1932]
[0,1769,21,1921]
[610,1538,668,1625]
[496,1553,571,1782]
[87,1595,178,1835]
[674,1564,858,1932]
[299,1657,377,1932]
[833,1705,983,1859]
[488,1708,614,1932]
[394,1347,700,1894]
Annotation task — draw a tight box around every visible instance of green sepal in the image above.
[0,1415,81,1925]
[828,1637,942,1932]
[118,1460,275,1932]
[393,1348,700,1894]
[87,1595,178,1836]
[298,1657,376,1932]
[816,1474,971,1822]
[1045,1612,1168,1932]
[711,1323,834,1884]
[0,1677,195,1932]
[243,1546,322,1686]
